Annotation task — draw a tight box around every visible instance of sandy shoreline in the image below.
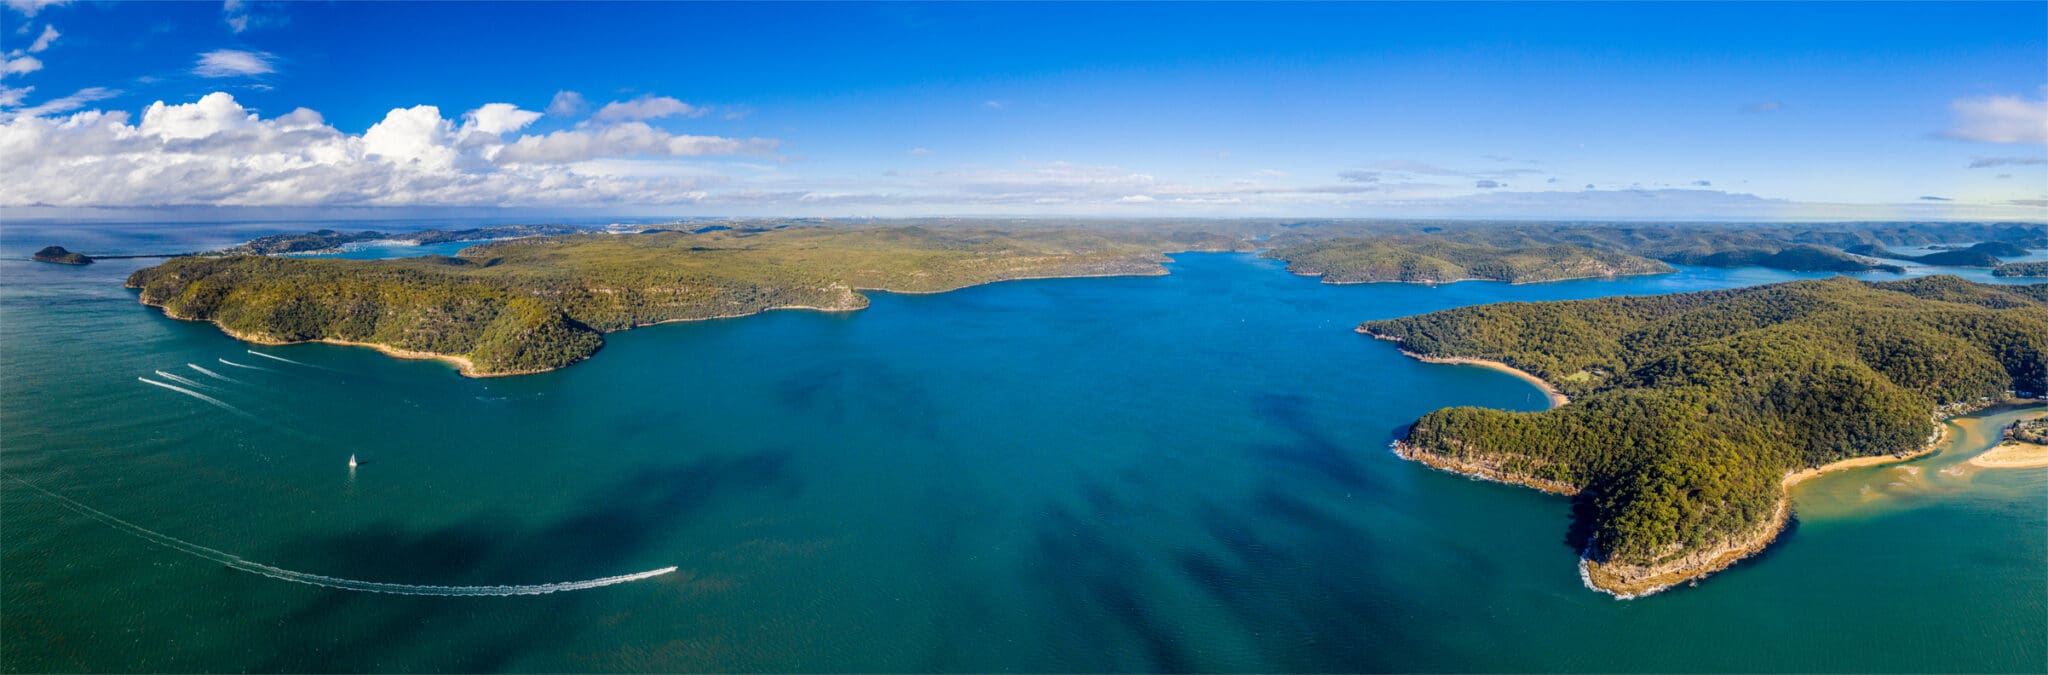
[1359,329,1570,407]
[1971,441,2048,469]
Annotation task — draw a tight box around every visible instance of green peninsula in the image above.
[127,225,1248,376]
[1265,238,1673,284]
[1360,275,2048,596]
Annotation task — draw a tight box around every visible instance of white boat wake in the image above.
[217,358,272,372]
[188,364,238,383]
[154,370,214,391]
[3,475,677,597]
[137,377,246,415]
[246,350,312,367]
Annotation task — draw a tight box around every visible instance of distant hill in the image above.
[1264,238,1673,284]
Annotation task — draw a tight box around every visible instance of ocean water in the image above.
[2,227,2044,672]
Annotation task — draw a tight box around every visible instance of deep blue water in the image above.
[2,224,2043,672]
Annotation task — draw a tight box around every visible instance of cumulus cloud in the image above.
[591,95,698,122]
[4,0,68,17]
[461,102,542,135]
[0,91,780,208]
[1943,93,2048,144]
[546,90,586,117]
[27,24,57,52]
[193,49,276,77]
[1968,156,2047,169]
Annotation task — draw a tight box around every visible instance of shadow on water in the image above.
[253,447,798,671]
[1245,392,1385,493]
[1029,506,1194,672]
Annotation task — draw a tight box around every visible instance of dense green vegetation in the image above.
[2011,418,2048,445]
[1993,261,2048,278]
[1361,276,2048,571]
[129,225,1249,374]
[30,246,92,265]
[1265,238,1672,284]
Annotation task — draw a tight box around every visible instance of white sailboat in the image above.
[348,454,358,469]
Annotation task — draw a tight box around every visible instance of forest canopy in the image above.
[1361,275,2048,584]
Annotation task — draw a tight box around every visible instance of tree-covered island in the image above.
[1360,275,2048,596]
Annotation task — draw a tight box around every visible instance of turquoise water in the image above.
[3,228,2044,672]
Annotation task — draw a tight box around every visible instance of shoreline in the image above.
[1361,329,1570,407]
[1579,421,1950,599]
[1971,441,2048,469]
[129,263,1178,378]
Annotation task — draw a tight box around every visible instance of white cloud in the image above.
[0,91,780,208]
[221,0,283,33]
[908,147,931,155]
[223,0,249,32]
[2,54,42,78]
[461,103,542,135]
[4,0,68,17]
[0,85,115,120]
[1943,93,2048,144]
[591,95,698,122]
[495,122,777,163]
[1117,195,1155,203]
[193,49,276,78]
[546,90,586,117]
[27,24,57,52]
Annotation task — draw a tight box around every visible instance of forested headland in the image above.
[127,225,1249,375]
[1360,275,2048,596]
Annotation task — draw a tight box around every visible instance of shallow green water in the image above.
[3,230,2043,672]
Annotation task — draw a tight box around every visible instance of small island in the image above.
[31,246,93,265]
[1359,275,2048,597]
[126,225,1251,376]
[1846,241,2023,268]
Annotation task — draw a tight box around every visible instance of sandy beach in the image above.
[1358,329,1570,408]
[1971,441,2048,469]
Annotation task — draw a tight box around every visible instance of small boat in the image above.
[348,454,358,469]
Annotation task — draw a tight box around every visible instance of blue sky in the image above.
[2,1,2043,220]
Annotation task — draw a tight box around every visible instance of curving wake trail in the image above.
[138,377,246,415]
[188,364,238,383]
[3,475,677,596]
